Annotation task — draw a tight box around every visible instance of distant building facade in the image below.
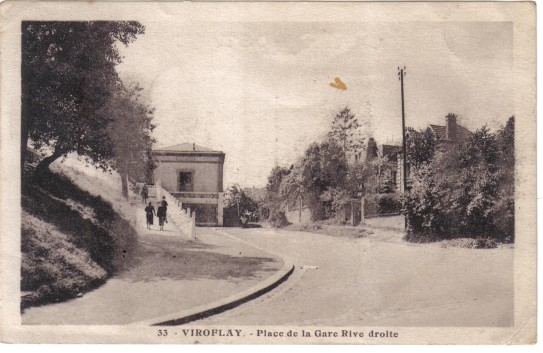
[152,143,225,226]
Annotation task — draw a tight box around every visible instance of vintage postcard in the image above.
[0,0,536,344]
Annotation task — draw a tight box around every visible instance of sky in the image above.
[116,20,514,188]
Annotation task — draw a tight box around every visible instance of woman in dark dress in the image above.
[144,202,155,230]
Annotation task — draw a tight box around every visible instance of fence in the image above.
[154,181,195,239]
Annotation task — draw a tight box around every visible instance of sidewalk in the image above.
[22,200,285,325]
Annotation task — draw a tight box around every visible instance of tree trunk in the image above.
[34,147,65,177]
[360,197,365,224]
[298,195,302,223]
[121,172,129,199]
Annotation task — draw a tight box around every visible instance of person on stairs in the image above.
[157,202,166,231]
[144,202,155,230]
[141,184,148,204]
[160,196,169,224]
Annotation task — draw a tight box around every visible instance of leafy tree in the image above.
[371,155,395,193]
[403,118,515,242]
[319,186,350,217]
[343,151,393,198]
[21,21,145,174]
[224,184,259,216]
[344,162,374,197]
[266,165,291,195]
[327,106,365,156]
[495,116,515,240]
[453,126,501,237]
[280,163,305,222]
[401,162,451,240]
[406,128,437,169]
[106,84,156,198]
[298,139,348,220]
[365,137,379,161]
[263,165,291,220]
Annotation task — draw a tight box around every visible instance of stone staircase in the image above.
[147,182,195,239]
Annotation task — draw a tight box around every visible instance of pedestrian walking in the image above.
[161,196,169,223]
[157,203,166,231]
[144,202,155,230]
[141,184,148,204]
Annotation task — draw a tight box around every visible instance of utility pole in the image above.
[398,66,408,230]
[398,66,407,194]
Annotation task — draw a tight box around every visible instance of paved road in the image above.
[199,227,514,327]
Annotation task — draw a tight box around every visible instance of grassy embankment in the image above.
[274,214,503,248]
[21,165,138,311]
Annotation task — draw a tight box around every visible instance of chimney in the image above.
[445,114,457,141]
[193,143,196,151]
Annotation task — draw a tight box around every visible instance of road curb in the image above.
[130,232,295,326]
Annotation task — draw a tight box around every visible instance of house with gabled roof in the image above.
[152,143,225,226]
[342,114,472,222]
[398,114,473,192]
[427,114,473,145]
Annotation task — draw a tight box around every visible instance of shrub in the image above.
[401,163,453,238]
[377,194,402,215]
[474,237,498,249]
[402,118,515,243]
[440,237,498,249]
[403,231,441,243]
[268,209,290,228]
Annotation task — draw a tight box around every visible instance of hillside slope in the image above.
[21,164,138,311]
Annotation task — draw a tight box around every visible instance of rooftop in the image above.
[381,144,400,157]
[154,143,223,154]
[428,124,472,142]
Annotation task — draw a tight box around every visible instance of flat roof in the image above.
[154,143,224,154]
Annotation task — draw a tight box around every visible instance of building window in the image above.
[391,170,397,189]
[179,172,193,191]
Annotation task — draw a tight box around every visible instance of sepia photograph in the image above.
[0,0,536,344]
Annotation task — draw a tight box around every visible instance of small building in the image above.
[152,143,225,226]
